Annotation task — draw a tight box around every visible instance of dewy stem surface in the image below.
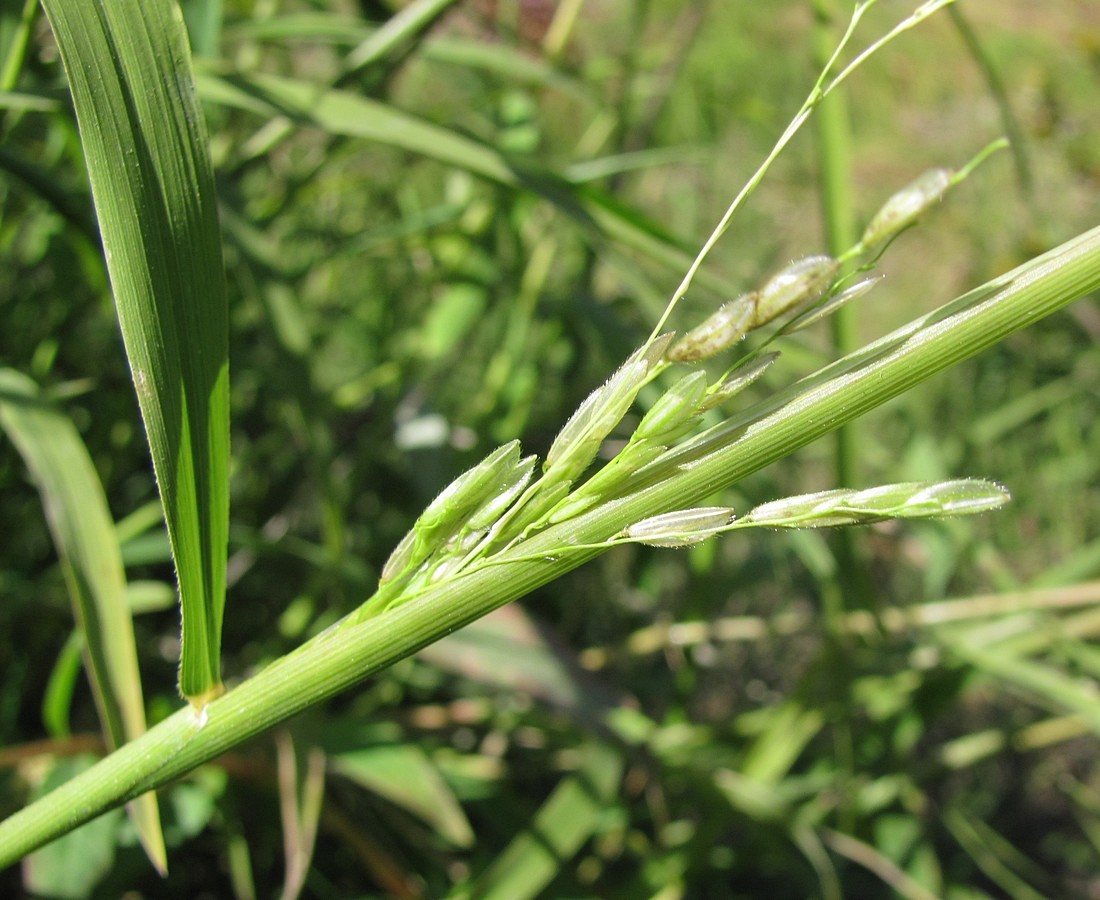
[0,223,1098,867]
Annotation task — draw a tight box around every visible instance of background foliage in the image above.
[1,0,1099,896]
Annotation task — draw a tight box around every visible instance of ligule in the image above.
[622,506,737,547]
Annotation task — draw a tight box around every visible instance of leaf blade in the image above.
[41,0,230,704]
[0,370,166,874]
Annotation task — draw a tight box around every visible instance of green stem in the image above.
[1,224,1099,866]
[947,5,1034,200]
[648,0,955,339]
[812,0,864,629]
[0,0,38,94]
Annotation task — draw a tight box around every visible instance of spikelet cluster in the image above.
[363,156,986,620]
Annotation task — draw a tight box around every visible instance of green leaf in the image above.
[41,0,230,705]
[179,0,223,58]
[191,65,733,295]
[946,637,1100,737]
[331,744,474,849]
[23,757,125,900]
[41,631,83,740]
[0,369,165,874]
[459,740,623,900]
[739,701,825,785]
[0,0,38,93]
[418,604,633,725]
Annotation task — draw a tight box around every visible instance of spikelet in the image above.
[622,506,737,547]
[381,441,525,582]
[668,298,754,362]
[746,480,1009,529]
[633,371,709,443]
[544,334,674,480]
[784,276,882,334]
[860,168,954,251]
[698,352,779,412]
[751,255,841,328]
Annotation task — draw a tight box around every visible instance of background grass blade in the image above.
[0,0,38,93]
[330,743,474,850]
[0,369,165,874]
[40,0,230,704]
[192,66,733,296]
[458,740,622,900]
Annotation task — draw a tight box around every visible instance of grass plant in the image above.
[1,0,1099,895]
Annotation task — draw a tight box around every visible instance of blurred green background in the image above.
[1,0,1099,896]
